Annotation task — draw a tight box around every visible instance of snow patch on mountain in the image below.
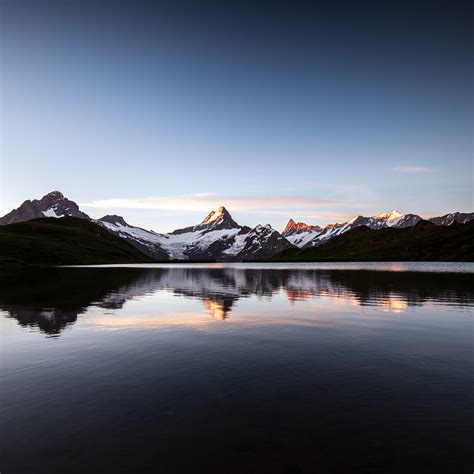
[98,217,168,260]
[42,207,62,218]
[222,233,248,256]
[101,221,164,246]
[161,227,242,259]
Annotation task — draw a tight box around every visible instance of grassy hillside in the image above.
[0,217,153,266]
[274,220,474,262]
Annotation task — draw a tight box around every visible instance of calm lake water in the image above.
[1,263,473,473]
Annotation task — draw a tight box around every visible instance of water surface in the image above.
[1,263,473,473]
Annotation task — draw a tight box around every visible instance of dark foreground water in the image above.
[1,263,473,473]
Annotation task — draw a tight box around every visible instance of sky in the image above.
[1,0,472,232]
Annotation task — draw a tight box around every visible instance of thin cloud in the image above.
[390,166,432,173]
[250,209,355,222]
[81,194,345,212]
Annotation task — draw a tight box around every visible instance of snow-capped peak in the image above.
[376,210,403,220]
[98,215,129,227]
[202,206,230,225]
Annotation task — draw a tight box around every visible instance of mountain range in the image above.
[282,210,473,248]
[0,190,473,262]
[277,220,474,262]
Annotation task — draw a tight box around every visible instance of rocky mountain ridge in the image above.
[0,191,90,225]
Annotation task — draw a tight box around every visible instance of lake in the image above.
[1,263,473,473]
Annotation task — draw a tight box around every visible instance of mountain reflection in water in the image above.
[1,266,472,336]
[1,264,473,474]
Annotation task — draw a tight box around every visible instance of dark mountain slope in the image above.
[0,217,153,266]
[274,220,474,262]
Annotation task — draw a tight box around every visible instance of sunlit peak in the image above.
[376,210,403,220]
[201,206,229,225]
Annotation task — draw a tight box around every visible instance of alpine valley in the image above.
[0,191,473,264]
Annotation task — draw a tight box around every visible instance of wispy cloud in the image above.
[390,166,432,173]
[249,209,355,222]
[81,194,345,213]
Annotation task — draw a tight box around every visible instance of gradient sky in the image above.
[1,0,472,232]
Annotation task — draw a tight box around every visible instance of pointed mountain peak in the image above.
[170,205,239,235]
[283,219,322,235]
[0,190,89,225]
[201,206,232,225]
[284,219,297,233]
[42,190,65,201]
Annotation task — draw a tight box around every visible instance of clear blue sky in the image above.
[1,1,472,232]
